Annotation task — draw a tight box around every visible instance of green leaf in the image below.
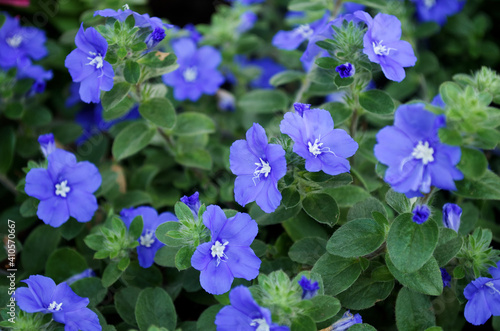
[197,305,223,331]
[101,82,133,118]
[455,170,500,200]
[60,218,85,240]
[302,192,339,227]
[359,90,395,114]
[457,147,488,179]
[22,107,52,126]
[281,186,301,209]
[304,295,340,322]
[250,201,301,226]
[112,122,156,160]
[385,189,412,214]
[291,314,316,331]
[0,127,15,174]
[122,262,163,288]
[439,82,462,106]
[315,57,338,69]
[270,70,305,86]
[21,225,61,274]
[312,253,362,296]
[135,288,176,331]
[346,197,387,222]
[172,112,215,136]
[71,277,107,308]
[238,89,288,114]
[387,213,439,273]
[139,98,176,129]
[154,245,180,267]
[334,76,354,88]
[336,275,394,310]
[124,60,141,84]
[175,149,213,170]
[115,287,142,326]
[102,261,124,287]
[118,256,131,271]
[326,218,385,258]
[438,128,462,146]
[45,248,88,283]
[175,202,195,222]
[129,216,144,240]
[320,102,353,125]
[283,210,329,241]
[386,255,443,296]
[156,221,184,246]
[113,191,152,211]
[19,197,39,217]
[175,246,194,270]
[138,52,178,80]
[324,185,370,208]
[396,287,436,331]
[288,0,326,11]
[289,237,327,265]
[433,228,463,267]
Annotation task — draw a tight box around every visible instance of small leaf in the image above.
[129,216,144,240]
[270,70,304,86]
[139,98,176,129]
[281,186,301,209]
[359,90,395,114]
[457,147,488,179]
[302,192,339,227]
[172,112,215,136]
[396,287,436,331]
[124,60,141,84]
[238,90,288,114]
[112,122,156,160]
[315,57,338,69]
[175,246,194,270]
[135,288,176,331]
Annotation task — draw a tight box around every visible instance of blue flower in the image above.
[298,276,320,300]
[38,133,56,158]
[120,206,178,268]
[215,286,290,331]
[228,0,265,5]
[237,11,257,34]
[65,25,114,103]
[431,94,446,108]
[229,123,287,213]
[342,2,365,14]
[280,103,358,176]
[442,203,461,232]
[25,149,102,227]
[75,104,140,145]
[440,268,451,288]
[336,62,355,78]
[354,11,417,82]
[180,192,201,216]
[15,275,101,331]
[411,0,465,26]
[64,269,96,285]
[464,277,500,325]
[16,58,53,94]
[94,7,173,30]
[162,38,224,101]
[0,13,47,69]
[331,310,363,331]
[374,103,463,198]
[412,204,430,224]
[191,205,261,295]
[489,261,500,279]
[183,24,203,43]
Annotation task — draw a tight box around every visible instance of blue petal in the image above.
[63,308,102,331]
[191,242,213,271]
[272,30,306,50]
[67,190,98,223]
[222,212,258,246]
[230,140,260,176]
[18,275,57,312]
[37,197,70,227]
[215,305,254,331]
[200,259,233,295]
[25,168,54,200]
[64,161,102,193]
[203,205,228,240]
[255,177,282,213]
[226,246,261,281]
[48,150,77,179]
[137,245,157,268]
[245,123,269,159]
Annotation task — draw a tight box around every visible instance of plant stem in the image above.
[0,173,18,197]
[332,0,344,19]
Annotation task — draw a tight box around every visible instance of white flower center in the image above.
[47,301,63,311]
[140,230,155,247]
[411,141,434,165]
[253,158,271,185]
[123,4,130,10]
[295,24,314,39]
[424,0,436,8]
[183,67,198,82]
[6,34,23,48]
[55,180,71,198]
[211,240,229,266]
[87,52,104,69]
[486,282,500,295]
[250,318,270,331]
[308,137,336,158]
[372,40,396,56]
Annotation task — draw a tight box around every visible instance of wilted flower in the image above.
[162,38,224,101]
[15,275,101,331]
[412,204,431,224]
[411,0,465,26]
[298,276,320,300]
[280,103,358,176]
[442,203,462,232]
[191,205,261,294]
[120,206,178,268]
[230,123,287,213]
[354,11,417,82]
[64,25,114,103]
[215,286,290,331]
[374,103,463,197]
[25,149,101,227]
[440,268,452,288]
[145,27,166,48]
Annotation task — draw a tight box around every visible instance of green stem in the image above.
[332,0,344,19]
[0,173,18,197]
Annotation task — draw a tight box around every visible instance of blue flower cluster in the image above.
[0,13,52,94]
